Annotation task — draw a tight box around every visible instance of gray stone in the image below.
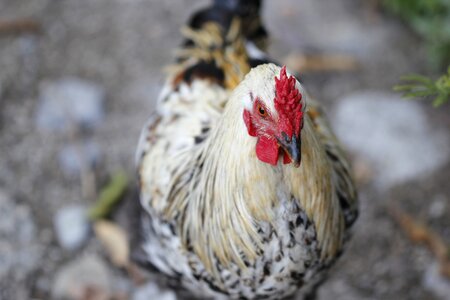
[52,254,111,299]
[58,140,101,176]
[54,205,90,251]
[0,190,40,280]
[132,282,176,300]
[36,77,105,132]
[428,194,447,219]
[424,262,450,300]
[333,91,449,190]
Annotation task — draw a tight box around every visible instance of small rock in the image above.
[333,91,449,190]
[132,282,176,300]
[0,190,40,281]
[424,262,450,300]
[36,77,105,132]
[111,275,132,299]
[428,194,447,219]
[318,278,365,300]
[52,255,111,300]
[54,206,90,251]
[58,140,101,176]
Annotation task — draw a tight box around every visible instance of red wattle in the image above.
[255,136,279,165]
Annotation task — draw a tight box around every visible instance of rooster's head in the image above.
[242,64,305,167]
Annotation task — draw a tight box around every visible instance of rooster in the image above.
[133,0,358,299]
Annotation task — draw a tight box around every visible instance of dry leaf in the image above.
[94,220,129,268]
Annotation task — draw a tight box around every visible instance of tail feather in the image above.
[188,0,267,49]
[170,0,270,90]
[213,0,262,14]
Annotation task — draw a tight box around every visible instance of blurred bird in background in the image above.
[133,0,358,298]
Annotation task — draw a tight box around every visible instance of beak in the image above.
[276,131,302,167]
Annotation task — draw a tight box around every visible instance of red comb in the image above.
[274,66,303,137]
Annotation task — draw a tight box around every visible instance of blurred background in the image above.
[0,0,449,299]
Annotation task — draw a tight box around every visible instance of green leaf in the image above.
[433,94,448,107]
[404,90,437,98]
[395,68,450,107]
[88,171,129,220]
[400,74,433,84]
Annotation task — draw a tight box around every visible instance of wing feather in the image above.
[306,98,358,228]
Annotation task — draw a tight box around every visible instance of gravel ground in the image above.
[0,0,449,299]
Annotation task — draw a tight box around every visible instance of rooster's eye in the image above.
[257,105,266,117]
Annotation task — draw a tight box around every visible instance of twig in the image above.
[284,53,360,73]
[366,0,381,22]
[0,19,41,35]
[388,203,450,278]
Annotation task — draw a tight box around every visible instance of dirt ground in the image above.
[0,0,449,299]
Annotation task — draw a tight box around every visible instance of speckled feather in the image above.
[134,2,357,299]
